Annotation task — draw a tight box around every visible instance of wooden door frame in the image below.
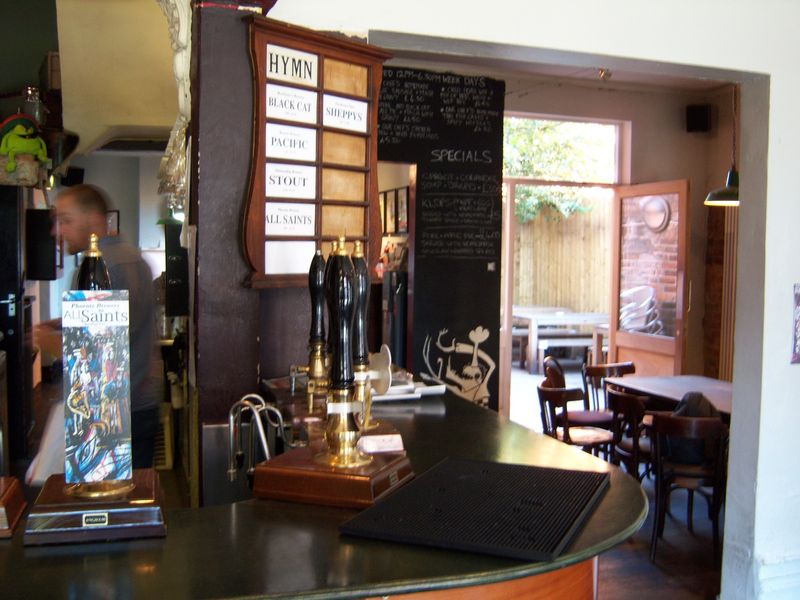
[609,179,689,374]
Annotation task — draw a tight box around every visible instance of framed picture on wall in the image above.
[385,190,396,234]
[397,187,408,233]
[379,191,386,233]
[106,210,120,237]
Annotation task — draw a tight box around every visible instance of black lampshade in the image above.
[704,168,739,207]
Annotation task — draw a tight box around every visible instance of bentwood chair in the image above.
[545,356,615,430]
[649,413,728,566]
[537,383,613,458]
[607,387,651,481]
[540,356,617,431]
[542,355,566,387]
[582,361,636,412]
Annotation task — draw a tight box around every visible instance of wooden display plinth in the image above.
[0,477,27,538]
[24,469,166,546]
[253,445,414,509]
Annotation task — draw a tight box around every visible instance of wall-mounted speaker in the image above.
[686,104,712,133]
[26,209,58,280]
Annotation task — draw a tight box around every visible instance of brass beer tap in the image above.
[317,236,371,468]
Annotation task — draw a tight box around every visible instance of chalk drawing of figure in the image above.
[422,325,496,407]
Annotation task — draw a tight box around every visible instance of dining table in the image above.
[605,374,732,416]
[512,306,609,374]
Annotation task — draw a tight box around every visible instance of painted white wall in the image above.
[71,153,140,244]
[269,1,800,597]
[377,162,410,191]
[138,155,167,250]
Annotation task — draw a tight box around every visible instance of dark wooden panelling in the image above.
[194,8,259,423]
[259,287,308,380]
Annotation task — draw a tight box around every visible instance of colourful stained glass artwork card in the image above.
[62,290,132,483]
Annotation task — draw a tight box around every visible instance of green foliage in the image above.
[504,117,616,223]
[514,186,589,222]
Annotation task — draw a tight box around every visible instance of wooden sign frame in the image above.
[243,16,391,288]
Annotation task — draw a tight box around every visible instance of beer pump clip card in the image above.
[61,290,133,484]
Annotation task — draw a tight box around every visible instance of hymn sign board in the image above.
[61,290,132,483]
[243,17,391,287]
[378,67,505,410]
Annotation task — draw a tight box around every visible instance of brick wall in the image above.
[619,194,679,337]
[703,207,725,377]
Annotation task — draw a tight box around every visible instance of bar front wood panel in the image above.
[370,558,595,600]
[243,16,391,288]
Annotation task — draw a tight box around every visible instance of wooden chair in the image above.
[541,356,616,430]
[582,361,636,412]
[543,355,566,387]
[649,414,728,566]
[607,387,651,481]
[537,383,613,458]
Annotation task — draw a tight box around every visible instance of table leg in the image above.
[527,319,539,374]
[592,328,605,366]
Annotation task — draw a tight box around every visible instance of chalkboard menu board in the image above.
[379,67,504,410]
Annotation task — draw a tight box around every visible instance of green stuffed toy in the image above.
[0,113,48,173]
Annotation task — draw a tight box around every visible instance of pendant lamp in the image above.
[705,87,739,207]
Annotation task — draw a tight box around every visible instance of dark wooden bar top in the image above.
[0,396,647,599]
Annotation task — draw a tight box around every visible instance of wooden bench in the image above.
[536,335,593,374]
[512,327,529,368]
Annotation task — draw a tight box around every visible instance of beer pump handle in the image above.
[308,250,326,345]
[352,241,369,367]
[326,240,354,389]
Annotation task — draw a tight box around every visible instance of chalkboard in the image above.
[379,67,504,410]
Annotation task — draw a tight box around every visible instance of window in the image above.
[503,116,618,222]
[504,116,619,313]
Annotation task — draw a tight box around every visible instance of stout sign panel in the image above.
[265,163,316,199]
[379,67,504,410]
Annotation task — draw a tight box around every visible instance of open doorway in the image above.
[501,115,620,429]
[377,162,415,369]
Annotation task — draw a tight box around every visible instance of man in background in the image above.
[37,184,162,469]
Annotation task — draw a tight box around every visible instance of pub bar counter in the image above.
[1,395,646,598]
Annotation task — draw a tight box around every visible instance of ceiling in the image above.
[53,4,732,159]
[56,0,177,156]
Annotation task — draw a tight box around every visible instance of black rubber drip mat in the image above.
[339,457,610,561]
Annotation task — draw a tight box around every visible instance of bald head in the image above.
[55,184,111,255]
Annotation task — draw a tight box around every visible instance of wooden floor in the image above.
[598,476,722,599]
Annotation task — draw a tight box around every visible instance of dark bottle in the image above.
[76,233,111,290]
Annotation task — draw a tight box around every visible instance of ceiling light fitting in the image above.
[705,86,740,207]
